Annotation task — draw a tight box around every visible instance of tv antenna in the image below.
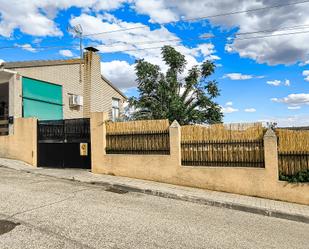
[68,24,84,85]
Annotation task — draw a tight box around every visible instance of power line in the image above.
[0,44,78,50]
[83,0,309,37]
[99,24,309,48]
[103,44,185,54]
[93,24,309,51]
[2,24,309,53]
[101,30,309,54]
[234,30,309,41]
[179,0,309,23]
[1,1,309,50]
[235,24,309,36]
[1,1,309,54]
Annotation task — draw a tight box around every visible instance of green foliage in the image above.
[279,170,309,183]
[129,45,223,125]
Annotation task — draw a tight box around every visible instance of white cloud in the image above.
[33,38,42,44]
[288,106,301,110]
[94,0,129,11]
[59,49,74,57]
[3,0,309,65]
[303,70,309,82]
[0,0,63,37]
[221,106,239,114]
[130,0,309,65]
[134,0,178,23]
[225,44,233,53]
[17,44,37,52]
[194,43,220,60]
[221,102,238,114]
[0,0,129,37]
[101,60,136,89]
[266,80,281,86]
[299,60,309,66]
[266,79,291,86]
[271,93,309,106]
[244,108,256,113]
[223,73,253,80]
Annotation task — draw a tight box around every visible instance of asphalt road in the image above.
[0,167,308,249]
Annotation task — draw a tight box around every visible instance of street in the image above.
[0,167,308,249]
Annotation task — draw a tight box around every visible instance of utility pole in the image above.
[68,24,84,85]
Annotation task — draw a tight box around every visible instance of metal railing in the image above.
[278,152,309,175]
[38,118,90,143]
[181,139,265,167]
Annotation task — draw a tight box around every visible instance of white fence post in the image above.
[169,120,182,166]
[263,129,279,180]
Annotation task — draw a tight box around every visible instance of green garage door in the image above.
[22,77,63,120]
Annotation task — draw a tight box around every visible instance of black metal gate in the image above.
[37,118,91,169]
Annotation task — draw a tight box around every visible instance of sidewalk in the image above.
[0,158,309,224]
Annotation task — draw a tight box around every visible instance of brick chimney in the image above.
[83,47,101,118]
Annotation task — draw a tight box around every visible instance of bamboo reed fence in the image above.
[276,129,309,152]
[181,123,265,167]
[181,122,264,142]
[277,129,309,176]
[106,119,170,134]
[106,119,170,154]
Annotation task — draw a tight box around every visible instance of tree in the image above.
[129,46,223,125]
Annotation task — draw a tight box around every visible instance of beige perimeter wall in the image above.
[0,118,37,166]
[91,112,309,205]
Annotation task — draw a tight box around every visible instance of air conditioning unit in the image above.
[69,95,83,107]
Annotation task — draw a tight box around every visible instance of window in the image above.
[112,98,120,121]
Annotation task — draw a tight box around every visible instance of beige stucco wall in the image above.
[91,112,309,205]
[0,118,37,166]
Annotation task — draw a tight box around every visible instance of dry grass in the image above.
[181,122,264,142]
[106,119,170,134]
[277,129,309,152]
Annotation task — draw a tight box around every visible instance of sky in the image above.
[0,0,309,127]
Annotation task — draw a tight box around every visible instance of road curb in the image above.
[1,164,309,224]
[104,182,309,224]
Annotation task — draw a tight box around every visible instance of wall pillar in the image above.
[29,117,38,167]
[8,73,22,134]
[90,112,109,173]
[169,120,182,167]
[263,129,279,180]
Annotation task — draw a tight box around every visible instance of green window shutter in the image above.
[22,77,63,120]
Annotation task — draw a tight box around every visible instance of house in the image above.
[0,47,126,127]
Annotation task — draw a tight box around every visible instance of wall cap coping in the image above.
[170,120,180,128]
[264,128,277,138]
